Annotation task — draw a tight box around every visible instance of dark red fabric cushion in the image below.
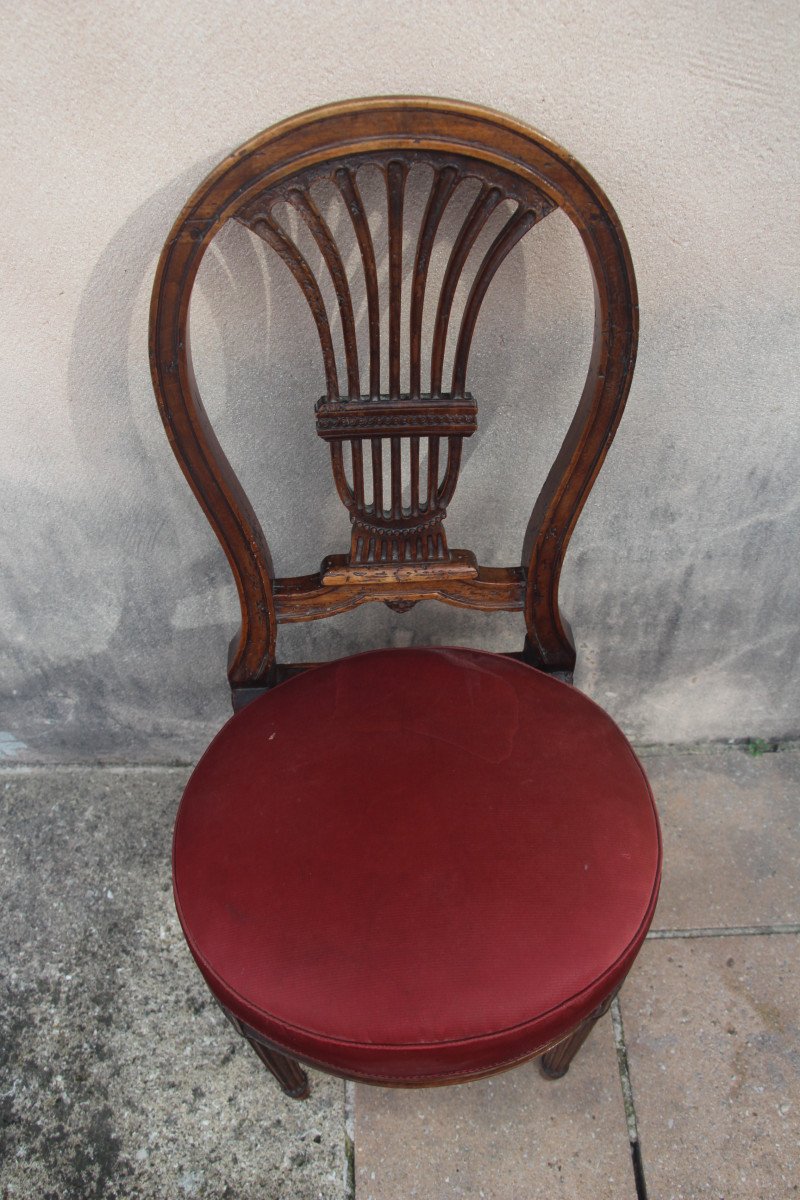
[173,647,661,1083]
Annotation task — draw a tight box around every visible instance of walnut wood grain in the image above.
[451,204,541,398]
[430,183,503,397]
[336,167,381,399]
[386,160,408,401]
[249,213,340,400]
[287,187,360,398]
[539,990,618,1079]
[150,97,638,695]
[273,558,524,621]
[410,165,460,399]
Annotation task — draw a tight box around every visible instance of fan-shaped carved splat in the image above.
[236,152,553,589]
[150,99,638,704]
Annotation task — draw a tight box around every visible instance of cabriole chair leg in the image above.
[540,992,616,1080]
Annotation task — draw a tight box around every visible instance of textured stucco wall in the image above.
[1,0,798,761]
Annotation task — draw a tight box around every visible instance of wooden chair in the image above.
[150,98,661,1100]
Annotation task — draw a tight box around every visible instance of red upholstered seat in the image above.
[173,647,661,1084]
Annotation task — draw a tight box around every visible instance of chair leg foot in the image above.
[540,1051,572,1080]
[218,1000,310,1099]
[245,1036,311,1100]
[540,992,615,1080]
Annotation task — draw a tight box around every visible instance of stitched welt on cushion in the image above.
[174,862,659,1050]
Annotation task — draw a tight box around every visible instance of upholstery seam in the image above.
[173,647,663,1052]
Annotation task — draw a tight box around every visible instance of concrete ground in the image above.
[1,746,798,1199]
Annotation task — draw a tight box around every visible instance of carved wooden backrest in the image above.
[150,98,638,704]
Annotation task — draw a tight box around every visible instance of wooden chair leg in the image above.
[218,1000,310,1099]
[540,992,615,1080]
[242,1033,311,1099]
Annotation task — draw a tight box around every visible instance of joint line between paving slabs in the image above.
[611,996,649,1200]
[647,923,800,940]
[344,1080,356,1199]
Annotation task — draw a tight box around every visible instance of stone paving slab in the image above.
[3,747,800,1198]
[0,768,348,1200]
[642,748,800,930]
[354,1014,635,1200]
[622,934,800,1199]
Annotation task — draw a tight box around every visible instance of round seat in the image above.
[173,647,661,1084]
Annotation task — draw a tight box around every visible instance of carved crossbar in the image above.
[315,393,477,573]
[149,98,639,701]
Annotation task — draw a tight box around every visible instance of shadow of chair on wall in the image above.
[49,151,584,758]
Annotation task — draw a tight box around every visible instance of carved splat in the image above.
[236,153,552,592]
[150,99,639,700]
[315,394,477,581]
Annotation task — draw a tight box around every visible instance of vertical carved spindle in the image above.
[336,168,381,400]
[427,435,440,511]
[451,205,543,398]
[390,436,402,518]
[371,437,383,517]
[249,213,339,400]
[288,187,360,398]
[386,161,408,400]
[430,185,503,397]
[351,439,364,508]
[409,166,460,399]
[409,435,420,514]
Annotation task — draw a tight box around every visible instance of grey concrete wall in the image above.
[1,0,798,762]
